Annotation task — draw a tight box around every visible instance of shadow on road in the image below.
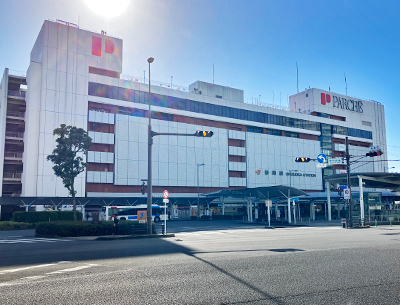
[0,236,299,304]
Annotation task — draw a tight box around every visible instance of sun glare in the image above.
[84,0,130,18]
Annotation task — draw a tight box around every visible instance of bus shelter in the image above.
[205,186,308,224]
[324,172,400,223]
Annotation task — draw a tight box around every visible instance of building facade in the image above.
[0,20,387,205]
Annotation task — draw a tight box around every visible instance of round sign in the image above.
[317,153,327,164]
[163,190,169,199]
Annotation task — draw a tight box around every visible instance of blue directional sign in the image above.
[317,154,327,163]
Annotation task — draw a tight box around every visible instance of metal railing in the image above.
[2,193,22,197]
[3,172,22,179]
[4,152,23,159]
[5,131,24,139]
[6,111,25,118]
[120,74,189,92]
[7,90,26,98]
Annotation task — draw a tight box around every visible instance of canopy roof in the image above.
[324,172,400,190]
[204,185,308,201]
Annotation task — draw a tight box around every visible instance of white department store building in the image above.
[0,20,387,204]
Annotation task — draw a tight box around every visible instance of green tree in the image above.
[47,124,92,221]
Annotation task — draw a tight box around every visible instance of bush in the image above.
[0,221,36,230]
[35,221,156,237]
[13,211,82,223]
[132,222,156,235]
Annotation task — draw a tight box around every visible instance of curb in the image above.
[96,233,175,240]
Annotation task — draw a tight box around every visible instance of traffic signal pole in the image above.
[345,137,353,227]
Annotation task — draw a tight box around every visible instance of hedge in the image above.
[36,221,156,237]
[0,221,35,230]
[13,211,82,223]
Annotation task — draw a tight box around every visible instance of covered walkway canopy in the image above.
[205,185,308,224]
[324,172,400,190]
[324,172,400,223]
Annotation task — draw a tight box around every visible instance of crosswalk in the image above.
[0,238,73,244]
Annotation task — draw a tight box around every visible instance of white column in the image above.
[358,175,364,226]
[326,181,332,221]
[247,199,250,222]
[288,188,291,224]
[222,196,225,216]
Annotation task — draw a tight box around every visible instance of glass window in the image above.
[109,86,119,99]
[88,82,109,98]
[119,88,129,101]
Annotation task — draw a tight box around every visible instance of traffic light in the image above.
[338,187,342,196]
[141,182,145,195]
[295,157,311,162]
[366,150,383,157]
[195,130,214,137]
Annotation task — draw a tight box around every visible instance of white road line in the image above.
[0,238,73,244]
[45,264,98,275]
[0,263,58,274]
[0,239,36,244]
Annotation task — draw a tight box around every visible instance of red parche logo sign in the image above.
[92,36,115,57]
[321,93,363,113]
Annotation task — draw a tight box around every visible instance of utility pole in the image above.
[147,58,154,235]
[345,136,353,227]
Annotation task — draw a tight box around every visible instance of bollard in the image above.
[390,219,392,227]
[161,223,165,235]
[375,219,377,227]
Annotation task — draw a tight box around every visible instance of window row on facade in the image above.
[88,82,372,140]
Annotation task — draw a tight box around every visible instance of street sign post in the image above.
[162,198,169,235]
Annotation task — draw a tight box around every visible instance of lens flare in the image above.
[84,0,130,18]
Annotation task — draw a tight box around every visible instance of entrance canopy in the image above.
[205,185,308,201]
[324,172,400,190]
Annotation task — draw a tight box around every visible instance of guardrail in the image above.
[5,131,24,139]
[3,172,22,179]
[2,193,22,197]
[4,152,23,159]
[6,111,25,118]
[7,90,26,98]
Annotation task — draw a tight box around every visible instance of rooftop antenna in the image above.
[213,64,214,84]
[344,73,347,96]
[280,92,281,107]
[296,62,299,93]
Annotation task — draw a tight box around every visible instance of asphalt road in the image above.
[0,222,399,305]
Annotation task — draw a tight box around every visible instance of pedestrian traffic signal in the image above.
[295,157,311,162]
[338,187,342,196]
[366,150,383,157]
[195,130,214,137]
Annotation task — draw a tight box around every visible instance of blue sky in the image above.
[1,0,399,172]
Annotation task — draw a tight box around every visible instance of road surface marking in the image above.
[0,263,58,274]
[45,264,99,275]
[0,238,72,244]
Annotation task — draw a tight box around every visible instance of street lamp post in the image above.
[197,163,205,219]
[147,57,154,234]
